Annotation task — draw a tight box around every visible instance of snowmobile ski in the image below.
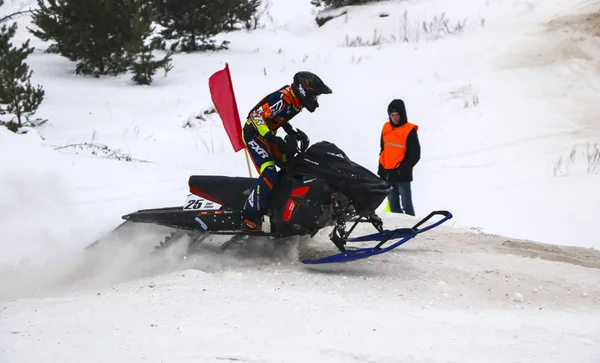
[302,211,452,264]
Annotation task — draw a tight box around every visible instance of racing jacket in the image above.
[243,85,303,143]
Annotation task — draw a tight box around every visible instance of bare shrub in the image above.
[343,29,382,47]
[448,84,479,108]
[553,145,577,177]
[552,143,599,176]
[586,142,600,174]
[422,13,467,40]
[392,10,470,43]
[341,10,472,48]
[54,143,150,162]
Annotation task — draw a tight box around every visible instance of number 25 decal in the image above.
[182,194,223,211]
[184,200,203,210]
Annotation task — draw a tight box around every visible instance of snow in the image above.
[1,0,600,362]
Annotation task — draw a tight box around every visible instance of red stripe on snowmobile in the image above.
[197,211,225,215]
[291,186,310,198]
[189,187,225,205]
[283,199,298,221]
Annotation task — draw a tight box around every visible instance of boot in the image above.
[240,213,262,233]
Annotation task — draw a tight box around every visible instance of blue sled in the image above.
[302,210,453,264]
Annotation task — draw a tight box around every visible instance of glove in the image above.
[274,136,287,151]
[296,128,309,152]
[296,128,309,144]
[377,164,386,179]
[396,165,411,178]
[282,122,297,136]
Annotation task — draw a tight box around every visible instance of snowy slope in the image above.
[1,215,599,362]
[1,0,600,362]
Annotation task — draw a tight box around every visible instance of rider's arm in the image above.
[248,93,285,142]
[248,108,272,138]
[281,122,296,135]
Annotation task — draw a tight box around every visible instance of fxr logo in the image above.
[270,100,284,115]
[248,140,269,158]
[298,84,306,97]
[247,190,255,207]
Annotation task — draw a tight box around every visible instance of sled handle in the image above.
[411,210,453,234]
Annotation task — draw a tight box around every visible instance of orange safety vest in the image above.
[379,121,418,169]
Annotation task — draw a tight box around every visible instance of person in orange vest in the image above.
[378,99,421,216]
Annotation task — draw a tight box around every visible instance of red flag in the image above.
[209,63,244,152]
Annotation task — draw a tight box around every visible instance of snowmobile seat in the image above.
[188,176,255,209]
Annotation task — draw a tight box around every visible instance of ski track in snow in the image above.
[1,216,598,311]
[1,217,599,363]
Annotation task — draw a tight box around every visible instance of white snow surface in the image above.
[1,0,600,362]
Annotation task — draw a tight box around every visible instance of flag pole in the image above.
[244,148,253,177]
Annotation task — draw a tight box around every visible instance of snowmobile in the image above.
[102,133,452,264]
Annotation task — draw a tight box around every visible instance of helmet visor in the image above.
[307,94,319,103]
[305,95,320,112]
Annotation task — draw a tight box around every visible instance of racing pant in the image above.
[242,128,279,218]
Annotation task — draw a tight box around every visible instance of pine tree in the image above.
[222,0,262,31]
[238,0,262,30]
[29,0,153,77]
[153,0,234,52]
[0,22,45,129]
[130,38,174,85]
[1,0,35,25]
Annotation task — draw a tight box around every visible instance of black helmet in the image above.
[291,71,332,112]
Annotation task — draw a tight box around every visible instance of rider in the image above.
[240,71,332,232]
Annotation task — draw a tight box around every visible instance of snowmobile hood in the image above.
[286,141,391,214]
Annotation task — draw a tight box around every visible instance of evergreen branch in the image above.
[0,9,34,24]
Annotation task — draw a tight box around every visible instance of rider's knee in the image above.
[261,165,278,187]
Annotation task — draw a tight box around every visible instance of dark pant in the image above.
[242,130,278,217]
[387,181,415,216]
